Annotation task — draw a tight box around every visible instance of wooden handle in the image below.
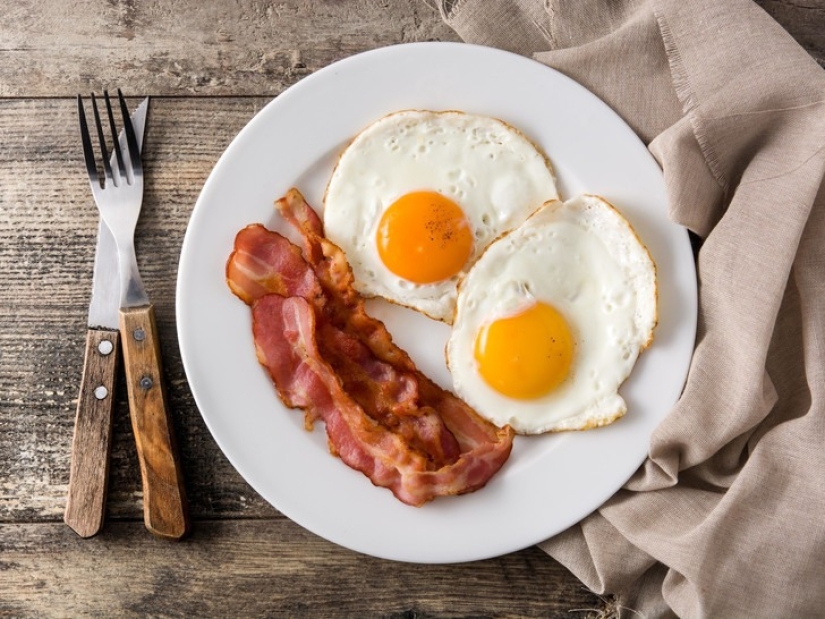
[64,328,120,538]
[120,304,190,540]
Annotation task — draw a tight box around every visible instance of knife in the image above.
[64,97,149,538]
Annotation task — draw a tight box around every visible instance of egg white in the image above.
[323,110,558,323]
[446,195,658,434]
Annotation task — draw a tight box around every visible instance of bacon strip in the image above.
[226,224,321,305]
[227,189,513,505]
[228,224,462,465]
[316,323,462,465]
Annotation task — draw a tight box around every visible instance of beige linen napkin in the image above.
[437,0,825,616]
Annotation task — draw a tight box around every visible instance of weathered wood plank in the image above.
[0,1,820,99]
[0,521,610,618]
[0,0,461,97]
[0,0,825,97]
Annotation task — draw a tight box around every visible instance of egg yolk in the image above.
[474,301,574,399]
[376,191,473,284]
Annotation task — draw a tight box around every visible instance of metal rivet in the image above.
[133,328,146,341]
[140,376,153,390]
[97,339,114,356]
[94,385,109,400]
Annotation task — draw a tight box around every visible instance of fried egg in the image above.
[323,110,558,322]
[446,195,657,434]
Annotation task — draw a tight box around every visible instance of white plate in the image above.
[177,42,697,564]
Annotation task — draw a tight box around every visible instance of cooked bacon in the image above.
[226,188,514,505]
[228,224,462,466]
[226,224,321,305]
[252,295,510,504]
[253,296,430,487]
[316,323,462,465]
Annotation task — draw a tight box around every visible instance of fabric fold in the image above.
[437,0,825,616]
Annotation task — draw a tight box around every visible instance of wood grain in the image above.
[0,1,819,99]
[0,521,610,619]
[0,0,461,97]
[120,304,190,540]
[64,328,120,538]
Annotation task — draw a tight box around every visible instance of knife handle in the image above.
[64,328,120,538]
[120,304,190,540]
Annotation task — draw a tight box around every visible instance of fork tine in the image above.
[117,89,142,183]
[90,94,114,187]
[77,95,99,188]
[103,90,126,182]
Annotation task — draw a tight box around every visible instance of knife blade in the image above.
[64,97,149,538]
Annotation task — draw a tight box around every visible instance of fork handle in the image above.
[64,328,120,538]
[120,304,190,540]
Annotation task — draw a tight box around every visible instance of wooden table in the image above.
[2,1,821,616]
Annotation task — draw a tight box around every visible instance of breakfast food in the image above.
[226,105,660,506]
[323,110,559,323]
[226,188,514,506]
[447,195,657,434]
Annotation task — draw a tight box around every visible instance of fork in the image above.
[78,90,190,540]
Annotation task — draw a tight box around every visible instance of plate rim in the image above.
[177,41,697,564]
